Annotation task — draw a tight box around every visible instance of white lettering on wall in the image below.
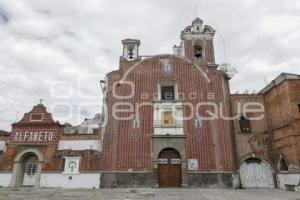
[11,131,55,143]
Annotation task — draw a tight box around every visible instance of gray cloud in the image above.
[0,0,300,130]
[0,5,8,24]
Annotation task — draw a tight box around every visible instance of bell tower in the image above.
[122,39,141,61]
[175,18,216,64]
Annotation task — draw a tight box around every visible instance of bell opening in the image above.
[194,45,203,59]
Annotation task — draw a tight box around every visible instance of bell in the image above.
[195,49,202,58]
[195,51,202,58]
[128,48,134,60]
[194,46,203,58]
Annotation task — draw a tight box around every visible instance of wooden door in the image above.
[158,148,182,187]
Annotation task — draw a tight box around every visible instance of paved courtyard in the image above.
[0,188,299,200]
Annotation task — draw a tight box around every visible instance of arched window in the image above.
[239,116,251,133]
[193,39,204,59]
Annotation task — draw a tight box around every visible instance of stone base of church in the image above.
[186,172,238,188]
[0,171,251,189]
[100,171,238,188]
[100,172,157,188]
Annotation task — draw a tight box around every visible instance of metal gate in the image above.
[240,158,274,188]
[22,155,38,186]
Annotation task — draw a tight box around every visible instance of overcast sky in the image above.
[0,0,299,131]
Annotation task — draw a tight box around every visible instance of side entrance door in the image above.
[240,158,274,188]
[158,148,182,187]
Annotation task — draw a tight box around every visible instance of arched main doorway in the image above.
[10,149,44,188]
[240,158,274,188]
[21,153,39,186]
[158,148,182,187]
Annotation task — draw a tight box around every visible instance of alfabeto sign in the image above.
[9,129,59,145]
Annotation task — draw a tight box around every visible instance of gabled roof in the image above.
[259,73,300,94]
[13,103,58,125]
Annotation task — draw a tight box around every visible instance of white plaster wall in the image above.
[277,173,300,192]
[40,173,100,189]
[58,140,101,151]
[0,141,6,151]
[0,173,11,187]
[154,127,184,135]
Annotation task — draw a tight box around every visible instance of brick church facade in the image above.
[0,18,299,191]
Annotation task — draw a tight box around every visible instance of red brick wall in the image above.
[230,94,272,166]
[264,80,300,168]
[0,131,102,172]
[0,104,102,172]
[100,56,235,172]
[183,38,215,63]
[0,103,64,172]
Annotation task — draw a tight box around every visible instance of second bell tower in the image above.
[174,18,216,64]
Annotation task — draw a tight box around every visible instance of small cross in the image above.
[40,99,43,104]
